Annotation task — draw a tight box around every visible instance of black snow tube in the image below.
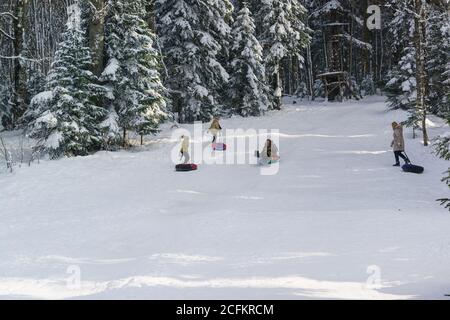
[176,164,198,172]
[402,164,424,174]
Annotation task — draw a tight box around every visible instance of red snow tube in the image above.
[176,164,198,172]
[212,143,227,151]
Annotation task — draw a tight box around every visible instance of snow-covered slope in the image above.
[1,96,450,300]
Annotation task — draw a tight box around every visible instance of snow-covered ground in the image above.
[1,96,450,300]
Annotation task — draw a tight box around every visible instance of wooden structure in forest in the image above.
[323,22,348,72]
[318,18,346,101]
[320,20,350,102]
[318,71,361,102]
[318,5,360,102]
[317,71,347,102]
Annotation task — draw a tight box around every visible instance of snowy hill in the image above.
[1,96,450,300]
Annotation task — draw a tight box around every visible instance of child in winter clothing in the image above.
[391,122,410,166]
[258,139,280,165]
[180,135,190,164]
[208,118,222,143]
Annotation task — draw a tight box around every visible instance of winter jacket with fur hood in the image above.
[391,124,405,152]
[209,120,222,136]
[180,136,190,153]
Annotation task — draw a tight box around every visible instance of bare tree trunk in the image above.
[274,63,282,110]
[379,26,384,81]
[88,0,105,77]
[306,17,315,100]
[122,128,127,148]
[322,28,328,71]
[293,58,299,96]
[12,0,28,127]
[362,0,370,77]
[348,0,355,78]
[414,0,429,146]
[286,57,295,95]
[145,0,155,31]
[307,43,314,100]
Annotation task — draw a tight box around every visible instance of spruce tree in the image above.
[0,85,15,130]
[361,74,376,96]
[426,9,450,117]
[285,0,310,61]
[385,47,417,112]
[254,0,309,110]
[25,11,107,159]
[103,0,167,146]
[431,3,450,209]
[155,0,233,123]
[435,129,450,210]
[229,4,270,117]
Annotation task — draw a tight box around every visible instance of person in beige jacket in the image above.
[391,122,410,166]
[208,118,222,143]
[180,135,190,164]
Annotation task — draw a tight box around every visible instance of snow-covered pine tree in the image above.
[0,84,15,130]
[361,74,376,96]
[443,4,450,109]
[385,46,417,112]
[228,4,270,117]
[285,0,310,62]
[25,3,107,159]
[284,0,311,97]
[431,2,450,210]
[435,130,450,210]
[313,79,325,98]
[255,0,309,110]
[426,7,450,117]
[25,65,46,103]
[384,1,418,107]
[442,21,450,116]
[155,0,233,123]
[103,0,167,146]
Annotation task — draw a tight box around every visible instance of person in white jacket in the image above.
[258,139,279,165]
[180,135,190,164]
[208,118,222,143]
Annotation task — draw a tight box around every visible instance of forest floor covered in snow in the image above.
[1,96,450,300]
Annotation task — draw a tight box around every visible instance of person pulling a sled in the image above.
[208,118,222,143]
[180,135,190,164]
[391,122,410,166]
[257,139,280,165]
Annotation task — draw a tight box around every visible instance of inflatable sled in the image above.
[402,164,424,174]
[212,143,227,151]
[176,164,198,172]
[258,157,280,166]
[255,151,279,165]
